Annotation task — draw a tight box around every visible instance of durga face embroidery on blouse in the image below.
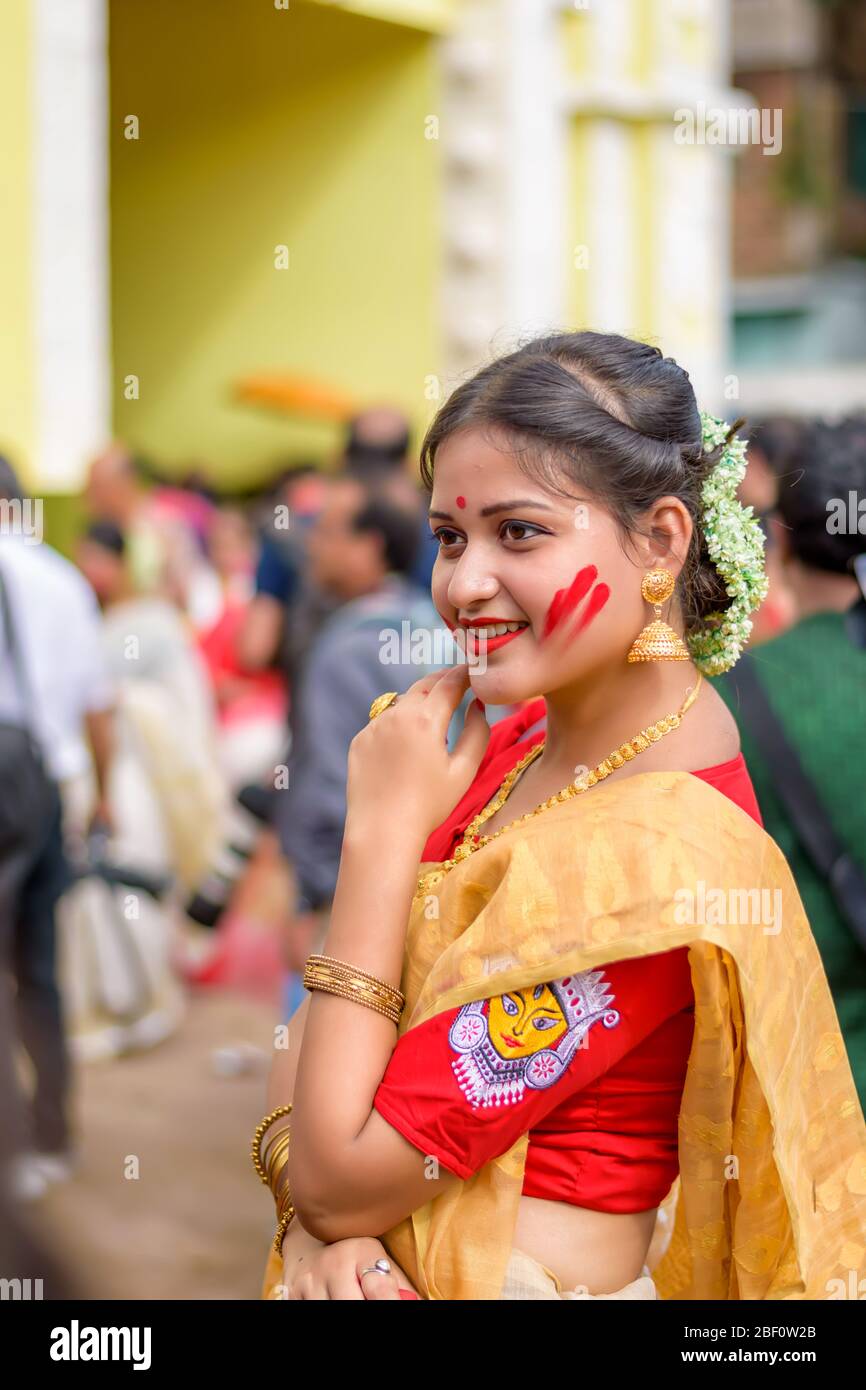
[448,970,621,1109]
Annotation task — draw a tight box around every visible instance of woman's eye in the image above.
[501,520,544,542]
[433,520,546,549]
[434,528,462,548]
[533,1015,558,1031]
[500,993,519,1016]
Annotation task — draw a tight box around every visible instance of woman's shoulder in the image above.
[680,684,742,772]
[634,678,741,776]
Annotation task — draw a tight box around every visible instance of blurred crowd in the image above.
[1,404,865,1227]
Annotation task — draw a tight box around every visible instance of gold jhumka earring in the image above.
[626,568,691,663]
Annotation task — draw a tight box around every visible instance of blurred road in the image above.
[26,989,277,1301]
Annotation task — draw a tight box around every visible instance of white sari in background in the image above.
[60,599,228,1061]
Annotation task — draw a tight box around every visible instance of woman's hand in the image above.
[288,1237,420,1301]
[344,665,489,846]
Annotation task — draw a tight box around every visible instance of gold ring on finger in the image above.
[369,692,399,721]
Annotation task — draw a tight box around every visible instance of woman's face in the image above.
[428,425,674,706]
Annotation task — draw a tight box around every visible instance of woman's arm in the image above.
[287,823,462,1241]
[265,996,418,1299]
[287,667,488,1243]
[265,997,324,1290]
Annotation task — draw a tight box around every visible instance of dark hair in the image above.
[351,495,420,577]
[345,417,411,477]
[743,416,806,476]
[0,456,24,503]
[776,415,866,575]
[419,330,735,636]
[84,520,126,556]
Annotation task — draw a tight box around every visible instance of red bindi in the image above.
[455,496,466,509]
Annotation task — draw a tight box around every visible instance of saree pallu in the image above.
[263,770,866,1301]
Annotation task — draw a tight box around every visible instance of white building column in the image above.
[439,0,568,386]
[32,0,111,492]
[500,0,567,339]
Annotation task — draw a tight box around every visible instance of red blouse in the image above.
[373,699,764,1213]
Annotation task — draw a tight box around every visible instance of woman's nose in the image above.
[446,551,500,610]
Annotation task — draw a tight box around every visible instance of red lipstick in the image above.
[458,619,529,657]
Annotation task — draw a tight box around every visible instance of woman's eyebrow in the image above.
[428,498,555,521]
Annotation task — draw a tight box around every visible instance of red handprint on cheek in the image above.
[573,579,611,633]
[542,564,611,641]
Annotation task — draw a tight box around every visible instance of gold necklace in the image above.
[415,672,703,897]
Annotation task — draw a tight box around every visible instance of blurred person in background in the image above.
[68,521,228,1059]
[76,520,226,892]
[739,418,802,643]
[86,443,216,618]
[237,464,331,698]
[716,414,866,1110]
[179,473,330,1001]
[343,405,438,592]
[197,506,288,791]
[148,469,220,627]
[275,474,447,1004]
[0,459,115,1199]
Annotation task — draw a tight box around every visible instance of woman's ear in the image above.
[638,496,693,576]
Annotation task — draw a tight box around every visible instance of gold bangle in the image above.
[269,1158,291,1203]
[274,1204,296,1256]
[268,1137,294,1217]
[253,1105,297,1257]
[305,964,403,1012]
[251,1104,292,1184]
[263,1124,291,1160]
[265,1139,291,1194]
[304,965,403,1019]
[305,971,403,1025]
[270,1165,292,1218]
[253,1122,291,1188]
[306,953,405,1006]
[304,954,405,1021]
[304,965,404,1011]
[276,1179,294,1219]
[264,1130,291,1174]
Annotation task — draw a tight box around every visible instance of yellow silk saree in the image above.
[262,770,866,1300]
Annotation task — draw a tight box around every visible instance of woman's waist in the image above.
[512,1194,658,1294]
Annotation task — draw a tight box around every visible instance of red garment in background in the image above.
[373,698,764,1213]
[197,598,287,727]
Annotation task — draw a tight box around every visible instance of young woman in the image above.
[255,332,866,1301]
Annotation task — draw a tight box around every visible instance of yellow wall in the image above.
[0,0,36,484]
[109,0,445,487]
[306,0,455,32]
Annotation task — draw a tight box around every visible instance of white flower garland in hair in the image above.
[686,412,771,677]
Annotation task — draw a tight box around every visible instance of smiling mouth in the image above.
[500,1034,522,1049]
[453,621,530,655]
